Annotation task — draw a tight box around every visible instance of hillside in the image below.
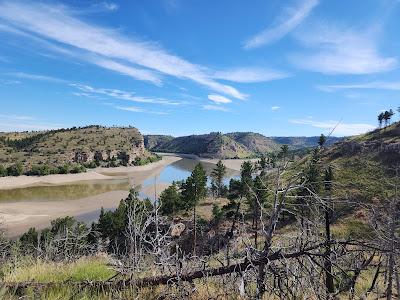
[290,122,400,202]
[145,132,253,159]
[271,136,343,150]
[144,132,343,158]
[0,126,155,172]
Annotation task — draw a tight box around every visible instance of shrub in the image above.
[6,163,24,176]
[0,165,6,177]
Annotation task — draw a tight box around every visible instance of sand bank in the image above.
[0,155,182,190]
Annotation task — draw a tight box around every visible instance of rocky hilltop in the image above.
[0,125,153,169]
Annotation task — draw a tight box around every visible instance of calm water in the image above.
[0,158,239,226]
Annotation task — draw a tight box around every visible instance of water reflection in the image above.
[0,179,130,203]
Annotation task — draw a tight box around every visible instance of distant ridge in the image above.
[144,132,343,159]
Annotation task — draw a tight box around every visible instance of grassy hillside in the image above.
[225,132,281,154]
[287,122,400,202]
[271,136,342,150]
[0,125,156,174]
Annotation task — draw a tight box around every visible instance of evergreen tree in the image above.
[159,182,181,215]
[378,112,384,128]
[181,163,207,254]
[210,160,227,198]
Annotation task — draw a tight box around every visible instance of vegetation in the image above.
[1,116,400,299]
[0,125,161,177]
[144,132,342,159]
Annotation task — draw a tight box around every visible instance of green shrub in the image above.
[0,165,6,177]
[6,163,24,176]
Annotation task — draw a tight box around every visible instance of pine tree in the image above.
[181,163,207,254]
[210,160,227,198]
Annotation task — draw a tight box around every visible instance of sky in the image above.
[0,0,399,137]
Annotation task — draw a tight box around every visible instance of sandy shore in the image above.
[0,154,251,237]
[0,156,182,237]
[0,155,182,190]
[158,152,258,171]
[1,190,129,237]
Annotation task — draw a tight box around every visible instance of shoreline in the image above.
[0,155,182,190]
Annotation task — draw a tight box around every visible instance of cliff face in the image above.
[0,126,150,167]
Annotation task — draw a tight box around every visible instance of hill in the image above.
[271,136,342,150]
[289,122,400,202]
[145,132,253,159]
[0,125,156,174]
[144,132,343,158]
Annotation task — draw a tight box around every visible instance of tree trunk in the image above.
[193,205,197,256]
[324,199,334,295]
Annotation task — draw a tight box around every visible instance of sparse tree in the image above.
[210,160,227,198]
[181,163,207,255]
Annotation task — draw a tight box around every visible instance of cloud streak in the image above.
[71,83,183,106]
[115,106,168,115]
[208,94,232,104]
[291,24,397,74]
[244,0,318,49]
[203,105,229,112]
[0,1,246,99]
[290,119,375,136]
[317,81,400,92]
[213,67,290,83]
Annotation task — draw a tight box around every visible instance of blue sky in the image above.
[0,0,399,136]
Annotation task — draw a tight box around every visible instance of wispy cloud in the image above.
[91,59,162,85]
[203,105,230,112]
[271,106,280,111]
[115,106,168,115]
[5,72,68,83]
[0,114,62,132]
[244,0,318,49]
[100,2,119,12]
[71,83,183,106]
[0,78,21,85]
[291,24,397,74]
[0,1,246,99]
[290,119,375,136]
[208,94,232,104]
[0,114,35,121]
[213,67,290,83]
[317,81,400,92]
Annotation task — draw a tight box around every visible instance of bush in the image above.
[27,165,52,176]
[70,164,86,174]
[160,183,182,215]
[212,204,223,222]
[0,165,6,177]
[83,161,97,169]
[6,163,24,176]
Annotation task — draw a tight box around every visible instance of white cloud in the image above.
[5,72,68,83]
[291,24,397,74]
[213,67,290,83]
[101,2,119,11]
[290,119,375,136]
[0,114,62,132]
[317,81,400,92]
[91,58,162,85]
[271,106,280,111]
[115,106,168,115]
[0,1,246,99]
[0,114,35,121]
[203,105,230,112]
[244,0,318,49]
[0,79,20,85]
[71,83,182,106]
[208,94,232,104]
